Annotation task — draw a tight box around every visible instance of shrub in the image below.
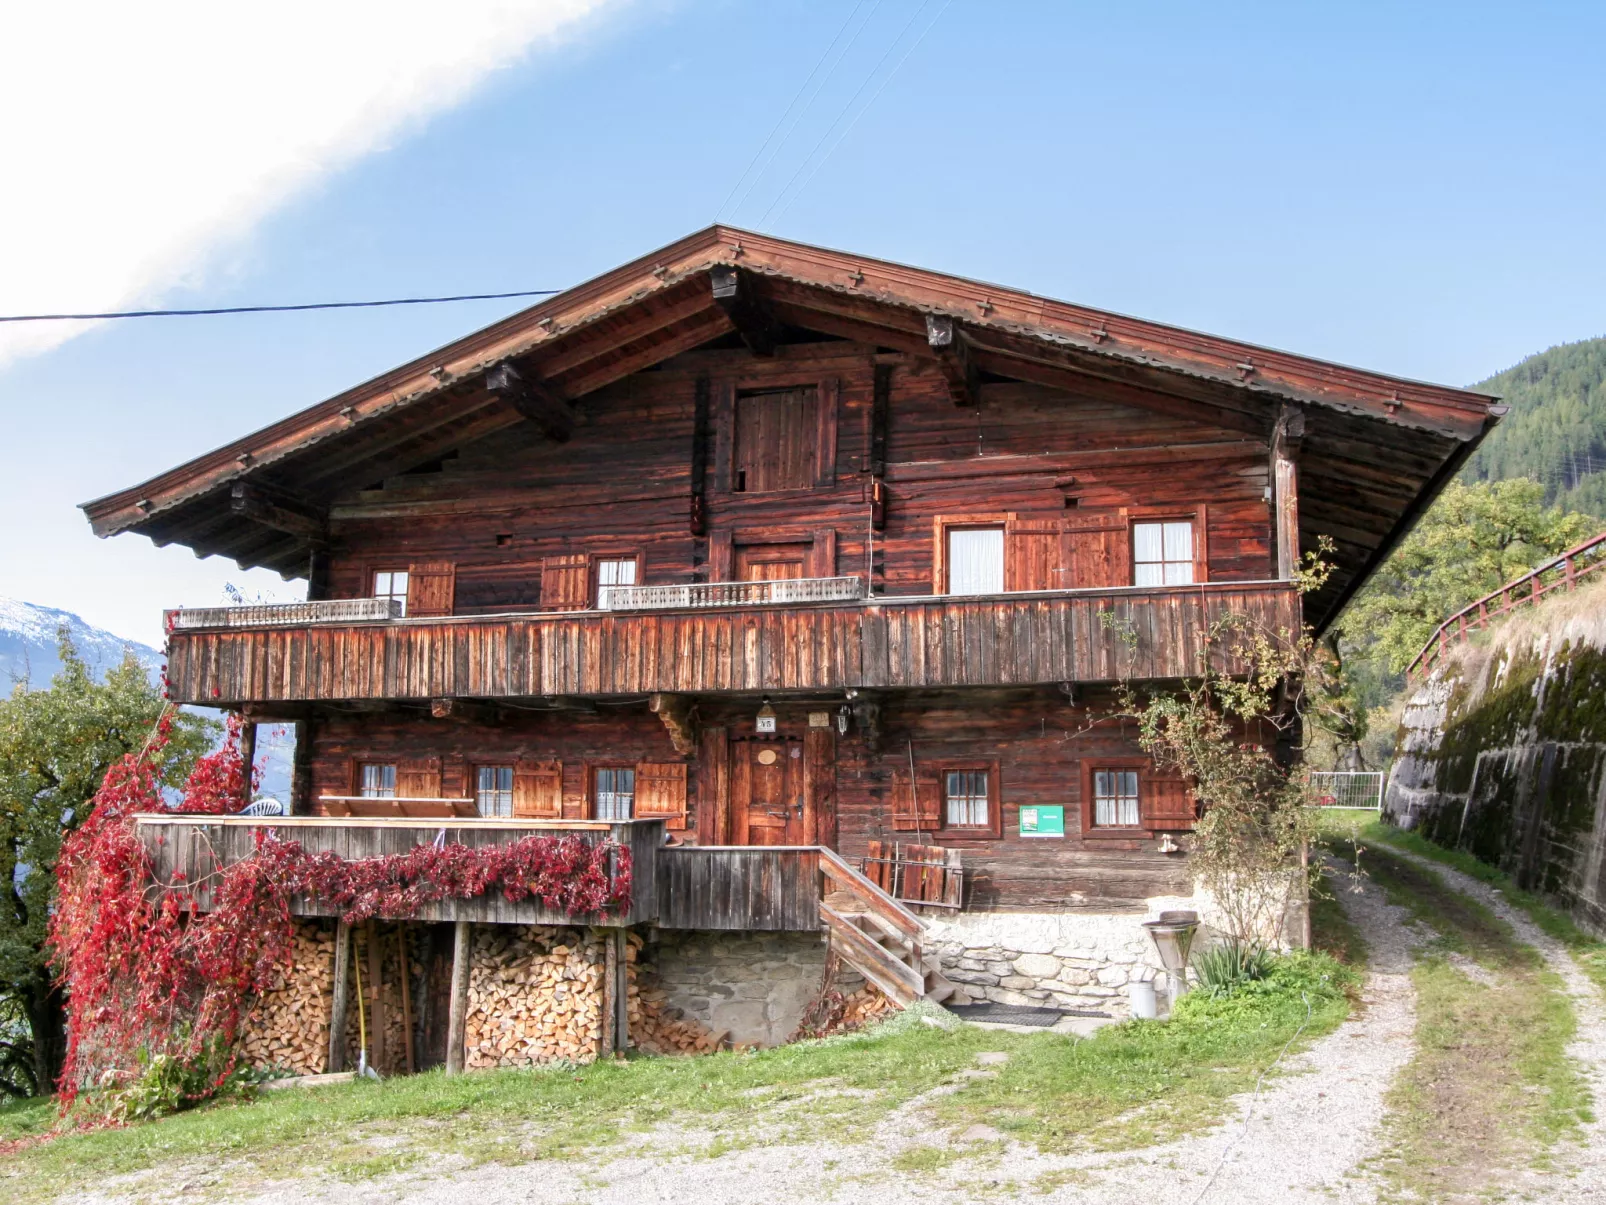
[1191,941,1275,996]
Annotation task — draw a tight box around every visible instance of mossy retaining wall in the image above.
[1386,594,1606,934]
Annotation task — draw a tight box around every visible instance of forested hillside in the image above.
[1463,336,1606,518]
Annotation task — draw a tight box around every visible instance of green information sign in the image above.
[1018,804,1065,838]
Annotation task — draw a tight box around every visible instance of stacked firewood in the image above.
[837,983,897,1029]
[239,920,334,1075]
[789,955,900,1041]
[625,932,729,1055]
[464,925,603,1068]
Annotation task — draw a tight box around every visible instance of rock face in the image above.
[1386,585,1606,935]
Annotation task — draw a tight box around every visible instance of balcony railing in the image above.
[169,597,401,631]
[162,580,1302,704]
[601,576,863,612]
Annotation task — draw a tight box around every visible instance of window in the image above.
[944,769,990,828]
[1133,521,1194,586]
[373,569,410,616]
[595,557,638,609]
[947,527,1004,595]
[476,766,514,818]
[734,387,818,492]
[594,766,635,820]
[359,763,396,799]
[1093,769,1141,827]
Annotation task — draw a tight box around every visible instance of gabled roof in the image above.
[81,224,1502,632]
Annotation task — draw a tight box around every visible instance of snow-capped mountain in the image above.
[0,596,163,688]
[0,596,293,801]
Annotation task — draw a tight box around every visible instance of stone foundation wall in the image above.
[928,905,1196,1017]
[644,930,828,1047]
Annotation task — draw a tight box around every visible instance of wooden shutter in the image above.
[512,760,563,819]
[735,388,817,492]
[396,757,441,799]
[808,529,837,579]
[890,770,941,831]
[1063,510,1131,588]
[635,761,688,830]
[406,561,456,617]
[1005,519,1062,592]
[540,554,590,610]
[1143,773,1197,831]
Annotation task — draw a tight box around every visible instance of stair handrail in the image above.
[816,847,927,938]
[1406,528,1606,681]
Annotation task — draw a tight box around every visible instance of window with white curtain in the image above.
[359,763,396,799]
[594,767,635,820]
[944,769,990,827]
[1133,521,1195,586]
[1093,769,1141,827]
[476,766,514,818]
[595,557,638,609]
[947,527,1004,595]
[372,570,410,616]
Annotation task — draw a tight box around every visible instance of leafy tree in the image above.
[1339,479,1597,676]
[0,634,213,1098]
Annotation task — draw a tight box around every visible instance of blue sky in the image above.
[3,0,1603,645]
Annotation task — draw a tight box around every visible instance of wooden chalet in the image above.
[84,226,1501,1068]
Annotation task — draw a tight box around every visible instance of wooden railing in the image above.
[603,576,863,612]
[818,847,929,1006]
[1407,529,1606,680]
[168,597,400,630]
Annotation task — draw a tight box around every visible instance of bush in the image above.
[1175,950,1353,1024]
[1191,941,1275,996]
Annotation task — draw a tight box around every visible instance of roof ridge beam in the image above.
[925,314,978,407]
[485,363,574,443]
[710,266,780,357]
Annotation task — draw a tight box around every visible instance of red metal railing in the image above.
[1407,529,1606,681]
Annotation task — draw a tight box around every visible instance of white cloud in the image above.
[0,0,616,367]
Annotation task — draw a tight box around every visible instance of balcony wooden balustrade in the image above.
[162,580,1301,706]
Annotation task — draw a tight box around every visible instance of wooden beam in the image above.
[485,363,575,442]
[1273,403,1306,580]
[689,376,710,536]
[601,927,618,1056]
[365,921,385,1073]
[649,692,698,756]
[229,481,328,543]
[430,697,503,725]
[238,719,257,809]
[710,266,779,356]
[328,921,351,1073]
[926,314,978,407]
[445,920,471,1074]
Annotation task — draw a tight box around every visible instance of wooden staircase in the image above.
[817,848,960,1008]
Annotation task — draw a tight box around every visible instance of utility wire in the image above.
[759,0,949,229]
[717,0,878,223]
[0,288,562,324]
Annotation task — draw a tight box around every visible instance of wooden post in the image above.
[601,928,618,1057]
[290,717,314,816]
[328,921,351,1073]
[614,929,630,1052]
[238,719,257,808]
[1272,404,1304,581]
[397,923,415,1075]
[445,920,471,1074]
[365,921,386,1073]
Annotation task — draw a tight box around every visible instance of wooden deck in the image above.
[163,582,1299,705]
[132,817,837,932]
[133,815,663,927]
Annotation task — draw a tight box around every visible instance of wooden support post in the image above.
[445,920,471,1074]
[1272,403,1305,581]
[397,923,416,1075]
[365,921,386,1073]
[289,718,313,815]
[601,928,618,1057]
[237,719,257,808]
[328,921,351,1073]
[614,929,630,1052]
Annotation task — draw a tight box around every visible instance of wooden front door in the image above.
[736,543,809,582]
[732,738,805,845]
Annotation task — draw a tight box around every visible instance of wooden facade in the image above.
[88,227,1501,916]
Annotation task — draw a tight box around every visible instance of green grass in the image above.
[934,951,1356,1152]
[1349,843,1591,1200]
[1363,820,1606,996]
[0,951,1359,1200]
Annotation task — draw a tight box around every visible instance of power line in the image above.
[758,0,948,229]
[0,288,563,324]
[767,0,955,228]
[717,0,878,223]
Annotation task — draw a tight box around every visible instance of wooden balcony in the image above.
[135,816,837,932]
[163,581,1300,706]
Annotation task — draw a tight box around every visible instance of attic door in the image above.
[734,388,817,492]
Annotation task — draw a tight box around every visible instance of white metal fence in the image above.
[1307,771,1384,810]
